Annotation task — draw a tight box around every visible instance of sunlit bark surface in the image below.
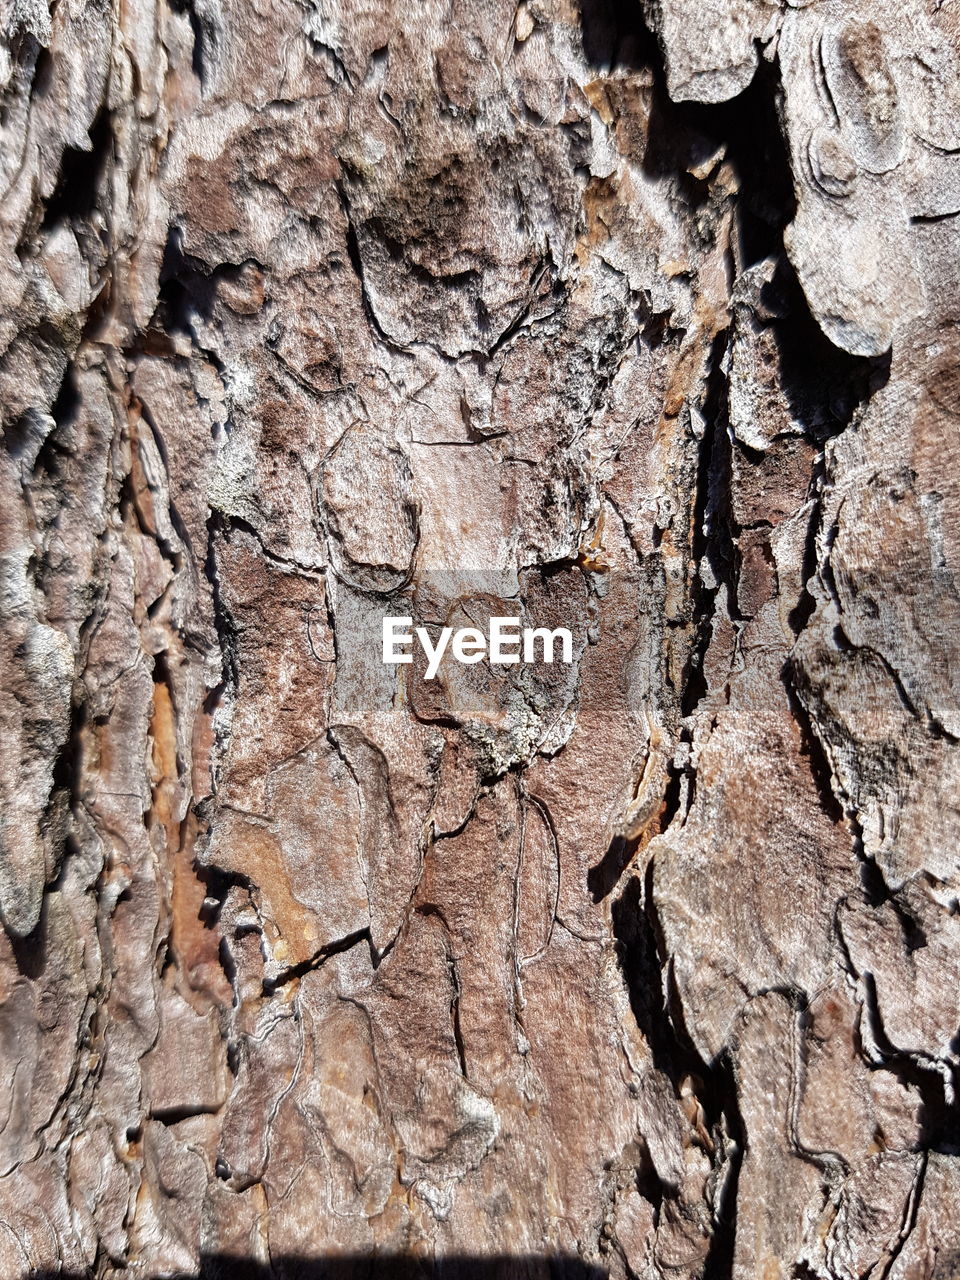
[1,0,959,1276]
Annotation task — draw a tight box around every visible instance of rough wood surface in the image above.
[1,0,958,1276]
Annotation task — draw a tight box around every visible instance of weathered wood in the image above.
[1,0,958,1275]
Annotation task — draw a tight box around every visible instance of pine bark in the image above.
[1,0,959,1277]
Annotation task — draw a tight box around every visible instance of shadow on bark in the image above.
[579,0,656,72]
[26,1257,610,1280]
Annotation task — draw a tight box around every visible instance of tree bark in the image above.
[1,0,959,1277]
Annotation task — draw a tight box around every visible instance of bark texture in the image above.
[1,0,959,1276]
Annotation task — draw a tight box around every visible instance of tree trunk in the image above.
[1,0,958,1276]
